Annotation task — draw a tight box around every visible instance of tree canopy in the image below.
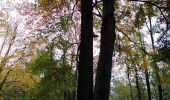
[0,0,169,100]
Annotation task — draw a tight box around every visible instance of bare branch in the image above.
[116,26,150,55]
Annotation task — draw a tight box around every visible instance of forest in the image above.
[0,0,169,100]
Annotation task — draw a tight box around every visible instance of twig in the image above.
[116,26,150,55]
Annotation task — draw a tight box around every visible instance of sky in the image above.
[0,0,164,86]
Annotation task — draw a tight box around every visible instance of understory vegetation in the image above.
[0,0,169,100]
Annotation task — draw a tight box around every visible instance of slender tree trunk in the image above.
[145,69,151,100]
[148,17,163,100]
[126,63,134,100]
[94,0,115,100]
[64,91,70,100]
[138,31,152,100]
[71,90,76,100]
[134,66,141,100]
[166,0,170,30]
[158,83,163,100]
[77,0,93,99]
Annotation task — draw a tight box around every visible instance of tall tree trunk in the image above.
[64,91,70,100]
[145,69,151,100]
[126,63,134,100]
[148,17,163,100]
[138,31,152,100]
[94,0,115,100]
[134,65,141,100]
[77,0,93,99]
[71,90,76,100]
[166,0,170,30]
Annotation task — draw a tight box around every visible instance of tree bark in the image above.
[134,66,141,100]
[138,31,152,100]
[148,16,163,100]
[145,69,151,100]
[77,0,93,99]
[94,0,115,100]
[126,63,134,100]
[64,91,70,100]
[167,0,170,30]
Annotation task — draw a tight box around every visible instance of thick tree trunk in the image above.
[77,0,93,99]
[94,0,115,100]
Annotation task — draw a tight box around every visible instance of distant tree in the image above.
[27,43,75,100]
[0,9,38,99]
